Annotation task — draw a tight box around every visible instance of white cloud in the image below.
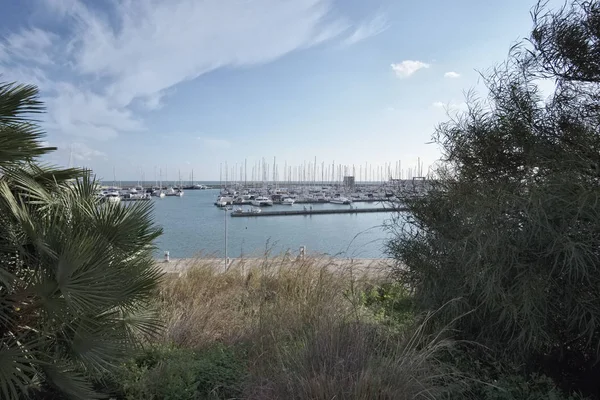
[444,71,460,78]
[0,65,51,89]
[69,142,106,161]
[343,13,389,45]
[0,28,57,65]
[45,83,144,140]
[0,0,375,143]
[432,101,468,111]
[47,141,106,165]
[391,60,430,78]
[142,91,167,111]
[201,138,231,150]
[56,0,353,108]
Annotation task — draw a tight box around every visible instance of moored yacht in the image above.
[215,196,233,207]
[165,187,184,197]
[251,196,273,206]
[102,192,121,203]
[330,196,352,205]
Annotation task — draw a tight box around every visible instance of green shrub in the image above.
[441,345,588,400]
[388,1,600,396]
[117,344,246,400]
[0,82,163,399]
[360,282,415,329]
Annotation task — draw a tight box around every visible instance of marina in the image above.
[95,171,429,259]
[145,189,396,259]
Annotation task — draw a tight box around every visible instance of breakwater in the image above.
[231,207,405,217]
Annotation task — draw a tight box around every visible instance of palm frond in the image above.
[0,84,163,398]
[0,337,43,400]
[0,81,44,123]
[0,124,54,166]
[43,361,106,400]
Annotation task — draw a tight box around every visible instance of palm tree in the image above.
[0,81,163,399]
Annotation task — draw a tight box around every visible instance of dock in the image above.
[230,207,406,217]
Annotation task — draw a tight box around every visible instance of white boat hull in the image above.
[251,199,273,206]
[330,198,352,205]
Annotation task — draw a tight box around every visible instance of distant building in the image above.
[343,176,355,189]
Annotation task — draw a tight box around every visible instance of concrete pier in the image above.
[230,207,405,217]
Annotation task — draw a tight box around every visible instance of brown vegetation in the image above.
[154,256,453,399]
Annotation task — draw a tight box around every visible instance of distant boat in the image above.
[215,196,233,207]
[282,197,295,205]
[251,196,273,207]
[151,188,166,198]
[165,187,184,197]
[330,196,352,205]
[102,192,121,204]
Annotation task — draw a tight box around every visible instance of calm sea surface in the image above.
[149,189,393,259]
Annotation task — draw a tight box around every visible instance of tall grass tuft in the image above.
[153,255,458,399]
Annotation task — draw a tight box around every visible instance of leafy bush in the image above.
[359,282,415,331]
[388,2,600,396]
[117,344,246,400]
[442,345,588,400]
[0,82,163,399]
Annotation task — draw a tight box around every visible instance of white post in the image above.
[164,251,170,263]
[224,207,228,268]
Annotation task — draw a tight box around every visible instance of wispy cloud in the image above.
[391,60,430,78]
[343,13,389,45]
[444,71,460,78]
[432,101,468,111]
[70,142,106,161]
[201,138,231,150]
[60,0,352,108]
[44,83,144,140]
[0,28,57,65]
[1,0,375,142]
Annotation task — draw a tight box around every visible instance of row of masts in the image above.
[219,157,428,187]
[107,158,428,188]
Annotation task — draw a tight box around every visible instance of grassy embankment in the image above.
[110,255,456,399]
[109,255,585,399]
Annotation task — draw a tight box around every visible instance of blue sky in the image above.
[0,0,561,181]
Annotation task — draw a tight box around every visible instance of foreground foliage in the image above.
[0,82,163,399]
[111,257,582,399]
[389,1,600,397]
[118,344,245,400]
[112,257,454,400]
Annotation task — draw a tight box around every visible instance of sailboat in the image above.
[153,169,165,198]
[165,170,184,197]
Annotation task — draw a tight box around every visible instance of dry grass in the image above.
[156,255,456,399]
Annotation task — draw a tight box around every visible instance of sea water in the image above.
[150,189,393,259]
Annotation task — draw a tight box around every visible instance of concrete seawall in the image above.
[230,207,406,217]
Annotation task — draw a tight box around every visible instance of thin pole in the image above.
[224,207,228,267]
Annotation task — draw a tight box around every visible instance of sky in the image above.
[0,0,562,182]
